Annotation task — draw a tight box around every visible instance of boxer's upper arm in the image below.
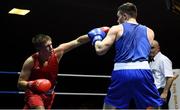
[147,27,154,45]
[18,56,34,89]
[95,25,120,55]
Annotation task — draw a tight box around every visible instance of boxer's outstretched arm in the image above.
[54,34,90,60]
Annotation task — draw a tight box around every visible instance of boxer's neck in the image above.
[126,18,138,24]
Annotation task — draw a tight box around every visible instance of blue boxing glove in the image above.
[88,26,109,45]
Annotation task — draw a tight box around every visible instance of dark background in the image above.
[0,0,180,109]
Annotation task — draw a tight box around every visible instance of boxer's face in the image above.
[117,11,127,24]
[39,40,53,60]
[43,40,53,53]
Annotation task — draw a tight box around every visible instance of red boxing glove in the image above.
[100,26,110,33]
[28,79,51,93]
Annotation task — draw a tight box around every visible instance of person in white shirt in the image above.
[149,40,174,109]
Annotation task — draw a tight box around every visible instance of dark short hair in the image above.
[32,34,52,48]
[118,2,137,18]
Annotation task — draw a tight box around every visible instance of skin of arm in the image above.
[160,58,174,101]
[17,56,34,90]
[94,25,121,55]
[147,27,155,45]
[161,77,174,101]
[54,34,89,61]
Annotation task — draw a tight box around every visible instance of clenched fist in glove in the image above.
[27,79,51,93]
[88,26,110,45]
